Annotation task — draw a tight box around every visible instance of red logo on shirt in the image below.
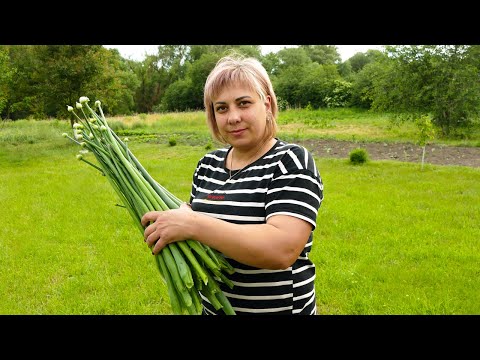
[207,194,225,201]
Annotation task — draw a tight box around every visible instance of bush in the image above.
[168,137,177,147]
[349,148,369,165]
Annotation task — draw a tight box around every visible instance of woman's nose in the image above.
[227,109,241,124]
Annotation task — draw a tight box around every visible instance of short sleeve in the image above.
[265,145,323,230]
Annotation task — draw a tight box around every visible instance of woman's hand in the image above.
[141,203,193,254]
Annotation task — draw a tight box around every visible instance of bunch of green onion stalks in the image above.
[62,96,235,315]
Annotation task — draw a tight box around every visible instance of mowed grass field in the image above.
[1,109,479,315]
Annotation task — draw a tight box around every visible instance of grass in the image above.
[313,159,479,314]
[277,107,480,146]
[0,109,479,314]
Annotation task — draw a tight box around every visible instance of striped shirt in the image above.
[189,138,324,315]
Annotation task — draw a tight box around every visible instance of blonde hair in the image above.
[204,54,278,144]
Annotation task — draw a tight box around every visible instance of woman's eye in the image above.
[216,106,226,112]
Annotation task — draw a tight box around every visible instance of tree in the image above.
[300,45,341,65]
[2,45,40,120]
[0,47,15,119]
[349,59,388,109]
[1,45,139,121]
[273,61,343,109]
[23,45,139,121]
[34,45,104,119]
[97,51,139,116]
[370,45,480,136]
[261,52,281,77]
[415,115,436,171]
[188,45,261,62]
[160,52,221,112]
[346,49,384,73]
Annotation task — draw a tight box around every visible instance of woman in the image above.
[141,54,324,315]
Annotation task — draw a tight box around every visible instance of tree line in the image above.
[1,44,479,136]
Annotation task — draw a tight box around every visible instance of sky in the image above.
[103,45,384,63]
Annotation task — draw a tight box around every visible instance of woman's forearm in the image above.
[187,211,311,269]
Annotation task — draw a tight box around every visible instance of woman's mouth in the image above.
[230,128,246,136]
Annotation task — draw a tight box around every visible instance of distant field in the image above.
[95,107,480,147]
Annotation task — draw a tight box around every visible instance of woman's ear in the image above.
[265,95,272,111]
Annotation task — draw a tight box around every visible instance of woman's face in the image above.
[213,84,271,150]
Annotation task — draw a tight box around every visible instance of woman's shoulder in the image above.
[198,147,229,164]
[274,139,311,156]
[273,138,320,175]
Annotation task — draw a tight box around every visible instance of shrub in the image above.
[168,137,177,147]
[349,148,369,165]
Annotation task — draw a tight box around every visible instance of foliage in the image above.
[1,45,139,120]
[324,80,353,108]
[370,45,480,136]
[157,78,198,112]
[276,96,290,111]
[261,52,282,76]
[273,62,344,108]
[168,137,177,146]
[159,51,222,112]
[3,44,480,141]
[346,49,384,73]
[416,115,436,147]
[299,45,341,65]
[276,47,312,71]
[133,46,189,113]
[0,47,15,118]
[415,115,436,170]
[349,148,369,164]
[348,60,386,109]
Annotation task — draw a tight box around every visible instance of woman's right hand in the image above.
[140,203,194,254]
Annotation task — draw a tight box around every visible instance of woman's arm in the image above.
[141,208,312,270]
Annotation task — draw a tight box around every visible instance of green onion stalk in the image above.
[63,96,235,315]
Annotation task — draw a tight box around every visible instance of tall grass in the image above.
[1,111,479,314]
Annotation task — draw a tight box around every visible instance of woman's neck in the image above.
[230,138,275,170]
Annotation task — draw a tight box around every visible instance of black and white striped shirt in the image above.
[189,138,324,315]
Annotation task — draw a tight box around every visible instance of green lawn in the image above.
[0,112,479,314]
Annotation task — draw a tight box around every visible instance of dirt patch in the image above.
[297,139,480,168]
